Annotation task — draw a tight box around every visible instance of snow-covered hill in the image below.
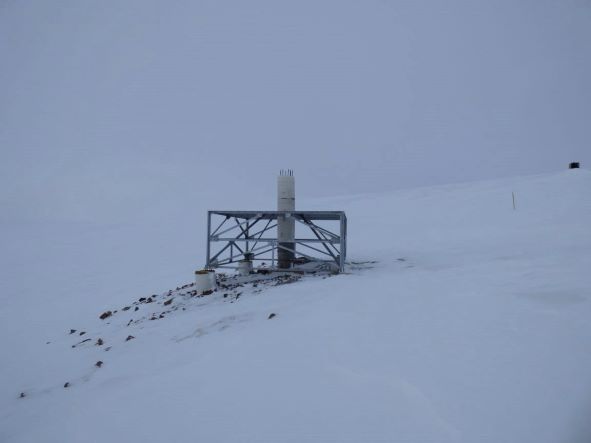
[2,170,591,443]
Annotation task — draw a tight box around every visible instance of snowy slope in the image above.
[2,170,591,443]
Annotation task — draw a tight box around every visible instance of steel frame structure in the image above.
[206,210,347,273]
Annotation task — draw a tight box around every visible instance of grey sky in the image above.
[1,0,590,224]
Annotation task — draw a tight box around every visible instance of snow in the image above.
[2,169,591,443]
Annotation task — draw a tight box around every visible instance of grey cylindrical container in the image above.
[277,172,295,268]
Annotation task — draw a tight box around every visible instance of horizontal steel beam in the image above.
[210,210,345,221]
[211,237,340,244]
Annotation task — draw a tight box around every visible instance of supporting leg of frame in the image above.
[206,211,212,269]
[339,214,346,273]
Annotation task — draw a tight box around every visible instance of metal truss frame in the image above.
[206,210,347,273]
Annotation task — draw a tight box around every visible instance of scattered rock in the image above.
[127,319,133,326]
[64,382,70,388]
[99,311,112,320]
[139,297,146,303]
[79,331,86,336]
[105,347,112,352]
[146,297,153,303]
[268,313,276,320]
[125,335,135,342]
[72,338,92,348]
[223,293,228,298]
[19,392,25,398]
[159,314,165,319]
[69,329,77,335]
[134,306,139,312]
[163,298,173,306]
[96,338,104,346]
[122,306,131,311]
[202,290,213,296]
[95,361,103,368]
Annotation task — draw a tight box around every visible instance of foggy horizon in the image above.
[1,0,590,224]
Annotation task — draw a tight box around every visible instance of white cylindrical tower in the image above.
[277,170,295,268]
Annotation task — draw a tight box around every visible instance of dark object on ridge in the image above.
[268,313,276,320]
[96,338,104,346]
[126,335,135,342]
[95,361,103,368]
[64,382,70,388]
[79,331,86,336]
[569,162,580,169]
[122,306,131,311]
[99,311,112,320]
[19,392,25,398]
[134,306,139,311]
[163,298,173,306]
[69,329,77,334]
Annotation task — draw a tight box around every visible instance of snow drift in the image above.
[1,169,591,443]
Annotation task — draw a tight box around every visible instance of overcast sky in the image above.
[1,0,590,224]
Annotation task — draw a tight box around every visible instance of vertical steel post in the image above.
[245,220,249,254]
[206,211,211,268]
[341,212,347,272]
[339,213,346,272]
